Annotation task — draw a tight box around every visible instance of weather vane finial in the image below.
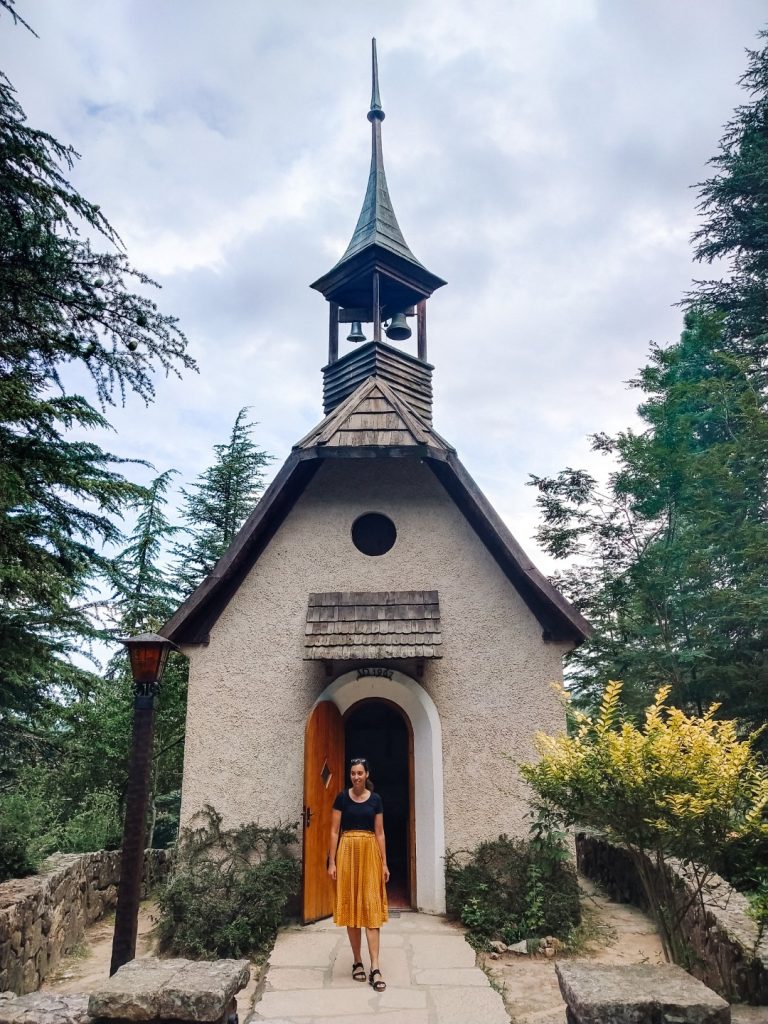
[368,37,385,122]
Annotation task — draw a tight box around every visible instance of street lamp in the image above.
[110,632,178,976]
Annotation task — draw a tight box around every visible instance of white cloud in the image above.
[2,0,765,574]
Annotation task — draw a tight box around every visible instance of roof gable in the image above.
[162,380,591,647]
[295,377,454,453]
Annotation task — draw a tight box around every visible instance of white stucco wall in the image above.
[180,457,571,889]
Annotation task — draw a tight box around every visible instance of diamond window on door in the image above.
[320,760,332,788]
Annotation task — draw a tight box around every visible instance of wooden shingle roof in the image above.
[305,591,442,660]
[294,377,454,454]
[161,377,591,647]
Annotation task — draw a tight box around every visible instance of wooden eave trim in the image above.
[310,247,446,300]
[425,454,592,645]
[161,452,320,644]
[313,444,449,461]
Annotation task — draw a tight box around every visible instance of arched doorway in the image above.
[312,668,446,915]
[344,700,413,908]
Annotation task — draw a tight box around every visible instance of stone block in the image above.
[268,931,339,968]
[414,967,490,987]
[429,985,510,1024]
[29,919,43,957]
[254,987,374,1018]
[556,961,731,1024]
[409,933,476,970]
[88,957,251,1022]
[21,956,38,994]
[264,967,327,991]
[0,992,91,1024]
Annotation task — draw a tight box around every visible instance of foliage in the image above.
[174,409,271,596]
[108,470,182,637]
[41,788,123,855]
[0,791,42,881]
[0,19,193,756]
[521,682,768,964]
[445,828,580,950]
[0,1,35,36]
[155,806,300,960]
[1,641,188,870]
[687,30,768,362]
[746,873,768,951]
[151,790,181,850]
[530,31,768,738]
[5,464,190,864]
[713,830,768,892]
[529,308,768,733]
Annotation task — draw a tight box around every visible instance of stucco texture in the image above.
[180,457,570,857]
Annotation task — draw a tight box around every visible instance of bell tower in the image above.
[310,39,446,424]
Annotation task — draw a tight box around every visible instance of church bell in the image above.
[385,312,412,342]
[346,321,366,343]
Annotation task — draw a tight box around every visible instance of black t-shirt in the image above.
[333,789,383,833]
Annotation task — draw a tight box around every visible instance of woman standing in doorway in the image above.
[328,757,389,992]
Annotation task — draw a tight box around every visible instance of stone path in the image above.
[246,912,509,1024]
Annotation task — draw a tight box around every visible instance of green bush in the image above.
[155,805,300,960]
[445,828,580,949]
[0,792,41,881]
[714,832,768,893]
[151,790,181,850]
[51,789,123,854]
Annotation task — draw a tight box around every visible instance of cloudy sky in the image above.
[3,1,766,574]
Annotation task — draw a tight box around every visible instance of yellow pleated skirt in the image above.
[333,830,389,929]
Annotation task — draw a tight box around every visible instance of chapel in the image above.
[162,41,589,920]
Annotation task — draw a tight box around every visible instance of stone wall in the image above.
[0,850,170,996]
[576,832,768,1005]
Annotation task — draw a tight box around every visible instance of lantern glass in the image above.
[128,645,167,685]
[122,634,175,686]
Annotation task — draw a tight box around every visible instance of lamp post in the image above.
[110,632,177,976]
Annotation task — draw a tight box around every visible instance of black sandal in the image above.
[352,961,366,982]
[369,968,386,992]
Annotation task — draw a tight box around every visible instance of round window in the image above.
[351,512,397,556]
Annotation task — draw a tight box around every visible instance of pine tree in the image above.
[687,30,768,359]
[174,409,271,595]
[107,468,189,843]
[110,470,182,636]
[530,309,768,733]
[3,470,193,864]
[0,22,194,744]
[532,31,768,737]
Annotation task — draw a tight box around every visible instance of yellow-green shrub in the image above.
[521,682,768,963]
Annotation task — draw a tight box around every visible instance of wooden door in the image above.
[302,700,344,923]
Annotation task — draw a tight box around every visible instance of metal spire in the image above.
[334,38,423,268]
[368,37,384,121]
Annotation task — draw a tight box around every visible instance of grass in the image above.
[66,942,90,961]
[560,888,618,956]
[479,957,508,999]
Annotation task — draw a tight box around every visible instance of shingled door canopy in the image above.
[305,592,442,660]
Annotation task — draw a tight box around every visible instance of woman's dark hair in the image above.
[350,757,374,792]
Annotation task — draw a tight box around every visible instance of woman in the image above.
[327,756,389,992]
